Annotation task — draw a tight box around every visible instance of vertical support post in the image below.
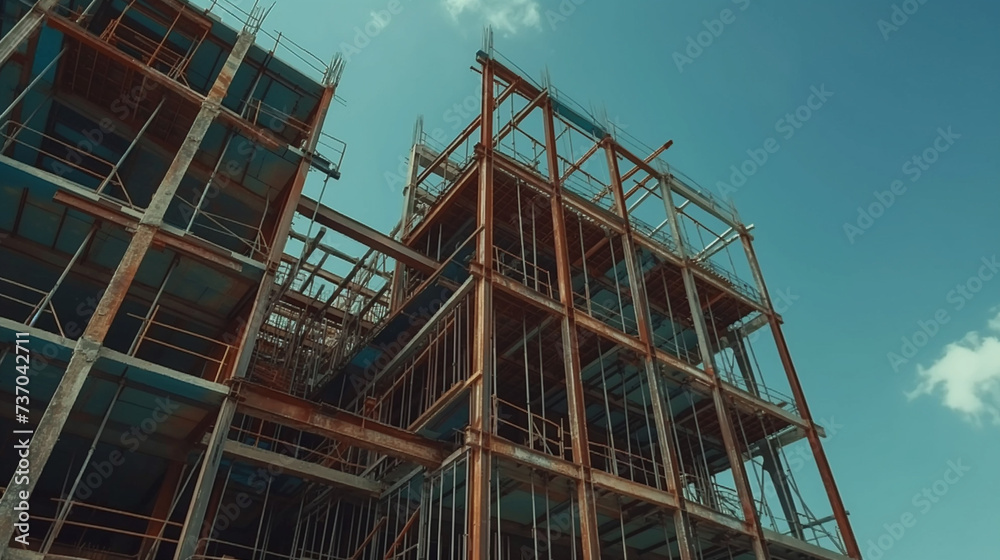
[660,176,773,560]
[759,441,804,539]
[466,54,495,560]
[140,461,185,559]
[543,99,600,560]
[416,472,431,560]
[0,0,61,68]
[0,27,259,555]
[228,80,337,384]
[603,140,696,560]
[740,233,862,559]
[730,332,761,397]
[390,140,422,311]
[173,399,236,560]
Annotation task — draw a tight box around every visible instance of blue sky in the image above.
[237,0,998,556]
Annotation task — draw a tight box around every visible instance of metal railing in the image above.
[129,305,235,383]
[0,276,66,337]
[1,121,134,208]
[493,396,567,458]
[572,289,639,335]
[492,245,554,298]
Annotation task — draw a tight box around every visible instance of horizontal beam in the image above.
[46,14,284,151]
[52,190,246,273]
[298,196,438,274]
[481,434,754,538]
[223,440,385,496]
[234,382,447,468]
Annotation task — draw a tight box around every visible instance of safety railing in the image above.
[177,194,271,261]
[630,215,679,255]
[589,440,664,490]
[716,357,798,414]
[651,329,700,366]
[98,1,206,87]
[33,496,182,558]
[756,499,848,554]
[562,168,615,213]
[1,121,134,208]
[129,305,236,383]
[0,276,66,337]
[316,132,347,177]
[492,245,554,298]
[493,396,567,459]
[572,289,639,336]
[691,257,761,303]
[680,474,744,520]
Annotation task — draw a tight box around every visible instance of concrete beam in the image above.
[222,440,385,497]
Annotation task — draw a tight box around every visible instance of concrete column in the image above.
[0,0,60,68]
[0,27,258,556]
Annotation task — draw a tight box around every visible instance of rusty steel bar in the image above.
[603,139,697,560]
[740,233,862,559]
[542,98,602,560]
[45,13,283,152]
[234,382,447,468]
[660,178,773,560]
[466,53,496,560]
[297,195,438,275]
[0,28,258,556]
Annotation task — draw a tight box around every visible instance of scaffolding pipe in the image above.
[0,47,64,122]
[28,221,98,328]
[40,376,126,555]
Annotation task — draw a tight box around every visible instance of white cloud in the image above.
[443,0,542,34]
[907,310,1000,426]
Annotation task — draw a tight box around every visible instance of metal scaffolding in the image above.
[0,5,858,560]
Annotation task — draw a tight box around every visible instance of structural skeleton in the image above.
[0,2,860,559]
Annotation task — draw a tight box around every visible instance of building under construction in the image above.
[0,1,861,559]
